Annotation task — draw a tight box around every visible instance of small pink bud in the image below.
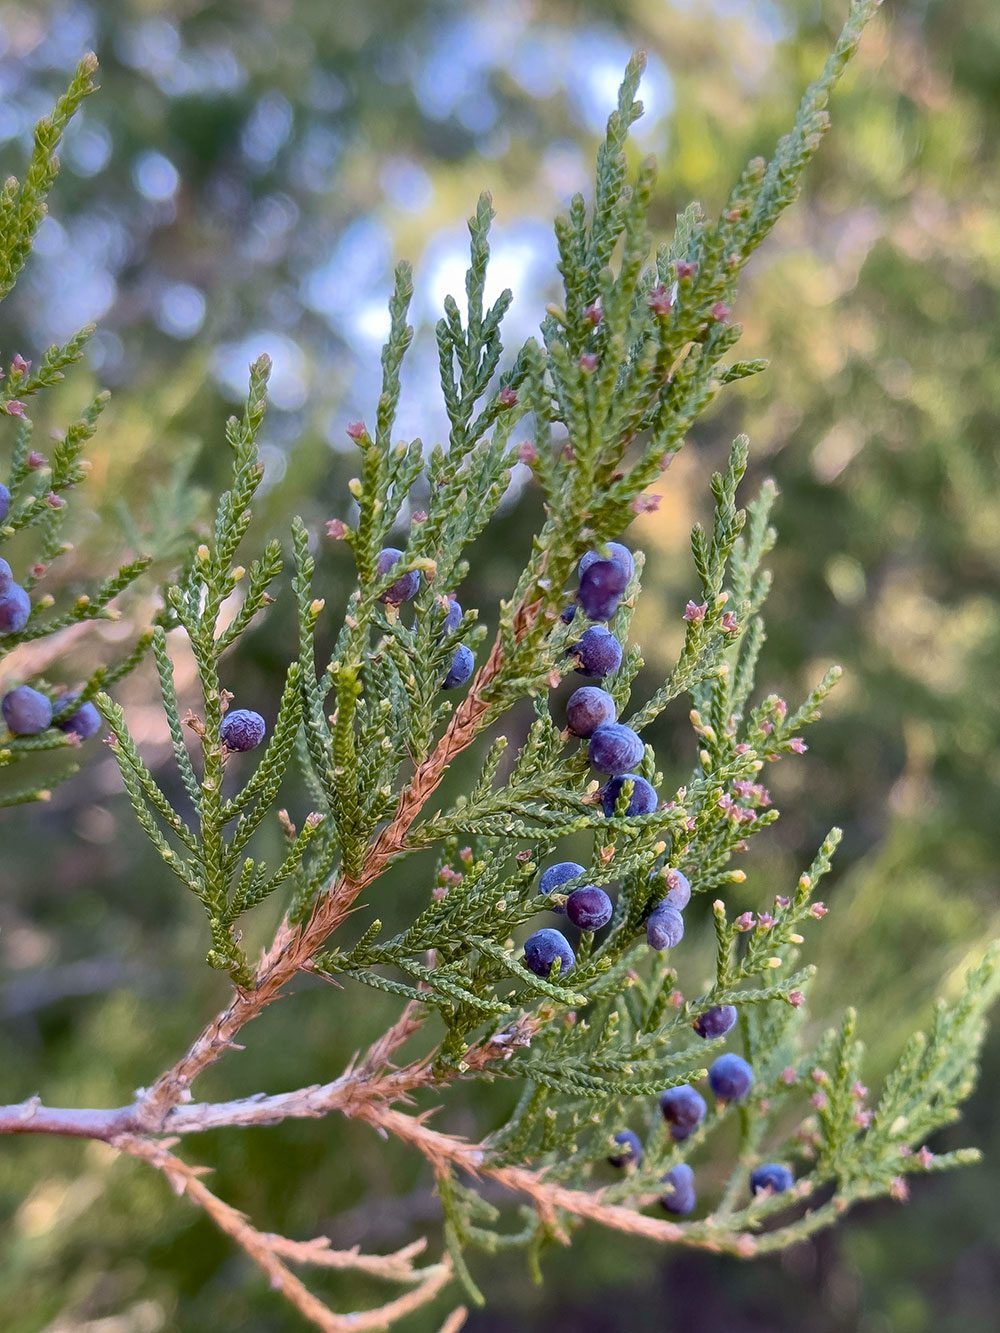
[668,989,685,1008]
[809,902,828,919]
[756,912,775,930]
[498,385,518,408]
[851,1081,868,1100]
[432,886,448,900]
[631,493,661,514]
[345,420,366,440]
[325,519,349,540]
[889,1176,909,1203]
[584,300,603,325]
[811,1068,829,1085]
[684,600,707,623]
[517,441,538,464]
[853,1109,873,1129]
[412,509,428,523]
[27,451,45,469]
[31,563,46,577]
[579,352,598,372]
[459,846,473,865]
[810,1091,828,1110]
[735,742,751,755]
[898,1145,913,1158]
[45,492,66,509]
[788,736,808,754]
[773,698,788,719]
[659,452,674,471]
[685,816,697,832]
[720,611,738,633]
[735,911,755,932]
[11,354,30,375]
[775,895,791,909]
[761,720,774,736]
[4,400,26,417]
[647,284,672,316]
[916,1145,934,1168]
[675,260,697,280]
[780,1066,798,1086]
[710,301,731,323]
[788,990,805,1008]
[561,443,575,461]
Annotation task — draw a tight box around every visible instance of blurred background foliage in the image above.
[0,0,998,1328]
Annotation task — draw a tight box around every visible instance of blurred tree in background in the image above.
[0,1,997,1329]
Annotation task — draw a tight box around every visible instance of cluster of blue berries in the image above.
[375,547,473,692]
[0,556,32,637]
[0,684,100,740]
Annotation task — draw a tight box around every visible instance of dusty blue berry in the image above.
[0,557,13,595]
[693,1005,738,1039]
[442,643,474,689]
[220,708,266,752]
[578,542,635,582]
[523,928,575,979]
[588,722,644,775]
[608,1129,643,1169]
[57,695,101,740]
[565,885,613,931]
[659,1085,707,1139]
[601,773,657,817]
[577,558,628,621]
[539,861,584,913]
[0,583,30,635]
[662,868,691,910]
[2,685,53,735]
[0,483,9,523]
[441,598,462,635]
[376,547,420,605]
[646,904,685,951]
[709,1053,754,1101]
[659,1163,696,1215]
[570,625,622,678]
[749,1162,794,1196]
[560,603,577,625]
[565,685,616,738]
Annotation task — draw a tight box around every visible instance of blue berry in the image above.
[523,928,575,979]
[588,722,644,775]
[570,626,622,678]
[601,774,658,817]
[659,1163,696,1215]
[662,868,691,910]
[376,547,420,605]
[565,885,613,931]
[560,604,577,625]
[578,542,635,583]
[0,483,9,523]
[442,644,475,689]
[2,685,53,735]
[577,558,628,621]
[608,1129,643,1169]
[0,583,31,635]
[539,861,584,913]
[749,1163,794,1196]
[220,708,266,752]
[659,1085,707,1140]
[693,1005,738,1039]
[0,557,13,594]
[441,598,462,635]
[646,904,685,951]
[565,685,616,738]
[56,695,101,740]
[708,1053,754,1102]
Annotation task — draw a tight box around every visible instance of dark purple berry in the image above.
[659,1085,707,1139]
[376,547,420,605]
[0,583,30,635]
[565,885,613,931]
[0,557,13,594]
[749,1163,794,1196]
[570,626,622,678]
[608,1129,643,1169]
[560,603,577,625]
[577,558,628,621]
[565,685,616,738]
[693,1005,738,1040]
[0,484,10,523]
[578,542,635,583]
[523,927,575,979]
[56,695,101,740]
[219,708,266,752]
[646,904,685,951]
[708,1053,754,1101]
[441,598,462,635]
[662,868,691,910]
[601,773,658,817]
[442,643,474,689]
[588,722,644,775]
[659,1163,696,1215]
[539,861,584,913]
[2,685,53,735]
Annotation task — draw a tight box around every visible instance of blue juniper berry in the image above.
[708,1053,754,1102]
[0,583,31,635]
[523,928,575,979]
[560,604,577,624]
[601,773,658,817]
[659,1085,707,1140]
[565,685,617,738]
[0,483,10,523]
[570,625,622,678]
[659,1163,696,1215]
[662,868,691,910]
[376,547,420,605]
[577,557,628,621]
[539,861,585,914]
[565,885,613,931]
[440,597,462,636]
[608,1129,643,1169]
[693,1005,738,1039]
[442,644,475,689]
[2,685,53,735]
[56,694,102,740]
[219,708,267,752]
[588,722,644,775]
[578,542,635,583]
[646,903,685,950]
[0,557,13,594]
[749,1163,794,1196]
